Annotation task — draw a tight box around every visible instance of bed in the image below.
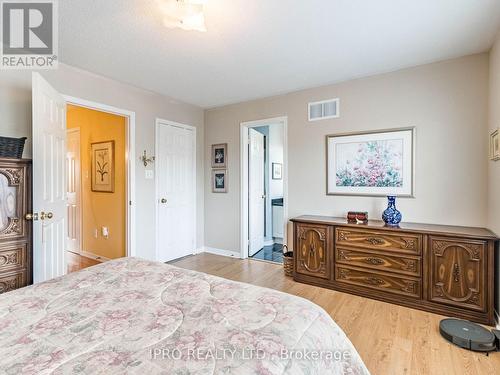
[0,257,369,374]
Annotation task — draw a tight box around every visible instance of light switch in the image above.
[145,169,154,179]
[102,227,109,239]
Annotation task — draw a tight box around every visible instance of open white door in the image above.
[248,128,265,256]
[32,73,67,283]
[156,121,196,262]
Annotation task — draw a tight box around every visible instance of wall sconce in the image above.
[140,150,155,167]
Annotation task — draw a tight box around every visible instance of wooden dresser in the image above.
[291,215,498,325]
[0,158,32,294]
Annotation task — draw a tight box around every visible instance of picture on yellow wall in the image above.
[91,140,115,192]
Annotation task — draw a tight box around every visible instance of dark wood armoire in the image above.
[0,158,32,293]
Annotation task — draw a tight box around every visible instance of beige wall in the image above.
[0,64,204,260]
[205,54,490,253]
[488,30,500,318]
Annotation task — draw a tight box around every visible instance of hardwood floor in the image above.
[171,253,500,375]
[66,251,102,273]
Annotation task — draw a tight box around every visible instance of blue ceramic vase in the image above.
[382,195,402,226]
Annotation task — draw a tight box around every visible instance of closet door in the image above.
[156,121,196,263]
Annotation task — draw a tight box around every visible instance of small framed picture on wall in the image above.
[272,163,282,180]
[490,129,500,161]
[212,143,227,168]
[91,140,115,193]
[212,169,228,193]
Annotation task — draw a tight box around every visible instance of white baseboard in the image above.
[70,250,111,262]
[201,246,241,259]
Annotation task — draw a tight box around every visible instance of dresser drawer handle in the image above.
[364,277,385,286]
[364,257,384,265]
[453,263,460,282]
[366,237,385,245]
[338,250,350,260]
[309,243,315,255]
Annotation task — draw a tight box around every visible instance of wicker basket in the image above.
[283,245,293,277]
[0,137,26,158]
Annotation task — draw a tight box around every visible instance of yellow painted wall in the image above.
[67,105,126,259]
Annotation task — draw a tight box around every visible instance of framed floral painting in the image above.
[91,140,115,193]
[326,128,415,197]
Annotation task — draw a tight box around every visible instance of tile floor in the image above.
[250,243,283,263]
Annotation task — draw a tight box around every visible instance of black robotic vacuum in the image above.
[439,318,500,353]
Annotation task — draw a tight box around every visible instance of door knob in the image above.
[40,212,53,220]
[25,213,39,221]
[160,198,167,204]
[261,195,266,199]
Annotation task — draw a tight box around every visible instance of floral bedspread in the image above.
[0,257,369,374]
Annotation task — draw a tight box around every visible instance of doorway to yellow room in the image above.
[66,105,127,272]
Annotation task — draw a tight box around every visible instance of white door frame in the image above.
[155,118,197,262]
[240,116,288,259]
[63,95,136,257]
[66,127,82,255]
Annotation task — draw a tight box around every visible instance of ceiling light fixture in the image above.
[158,0,207,32]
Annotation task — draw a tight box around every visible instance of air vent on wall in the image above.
[308,98,340,121]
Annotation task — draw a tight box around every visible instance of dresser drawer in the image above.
[335,265,421,299]
[336,247,421,277]
[0,243,26,273]
[336,227,422,255]
[0,270,26,294]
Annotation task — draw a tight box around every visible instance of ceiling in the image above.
[59,0,500,108]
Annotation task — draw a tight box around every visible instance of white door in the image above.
[156,122,196,262]
[248,128,265,256]
[32,73,67,283]
[66,129,81,254]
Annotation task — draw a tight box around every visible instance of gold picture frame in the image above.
[91,140,115,193]
[490,129,500,161]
